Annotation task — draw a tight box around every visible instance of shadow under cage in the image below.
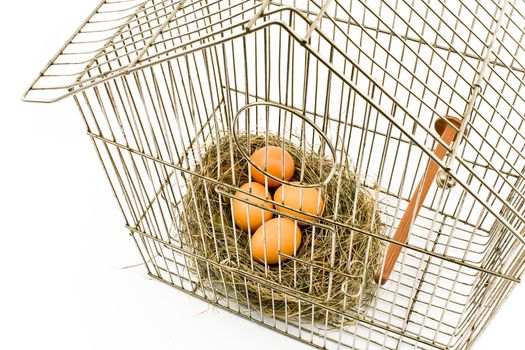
[24,0,525,349]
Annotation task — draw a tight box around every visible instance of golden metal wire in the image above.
[25,0,525,349]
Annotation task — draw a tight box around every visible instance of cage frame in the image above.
[24,0,525,349]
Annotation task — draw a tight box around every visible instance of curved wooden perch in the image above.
[374,116,463,285]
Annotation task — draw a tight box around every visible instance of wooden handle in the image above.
[375,116,462,285]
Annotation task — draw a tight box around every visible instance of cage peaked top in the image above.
[25,0,525,349]
[24,0,525,103]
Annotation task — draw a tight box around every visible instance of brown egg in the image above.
[274,182,325,225]
[250,146,295,187]
[251,217,302,264]
[232,182,274,232]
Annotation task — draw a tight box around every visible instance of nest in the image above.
[180,133,384,325]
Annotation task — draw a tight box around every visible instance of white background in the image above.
[1,1,524,349]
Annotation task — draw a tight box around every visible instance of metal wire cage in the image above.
[24,0,525,349]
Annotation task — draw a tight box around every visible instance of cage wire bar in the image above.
[24,0,525,349]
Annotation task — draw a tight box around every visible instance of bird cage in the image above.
[24,0,525,349]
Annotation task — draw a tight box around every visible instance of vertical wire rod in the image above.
[303,0,334,43]
[246,0,271,30]
[445,0,510,170]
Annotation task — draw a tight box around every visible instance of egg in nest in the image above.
[232,182,274,232]
[274,182,325,225]
[251,217,302,264]
[250,146,295,187]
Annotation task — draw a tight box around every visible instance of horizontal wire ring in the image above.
[232,101,338,188]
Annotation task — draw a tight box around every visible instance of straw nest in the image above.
[181,133,384,325]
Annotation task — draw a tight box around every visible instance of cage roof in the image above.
[23,0,525,103]
[23,0,283,102]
